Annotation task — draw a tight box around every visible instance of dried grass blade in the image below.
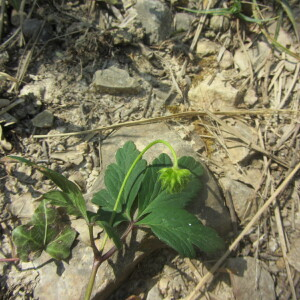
[186,161,300,300]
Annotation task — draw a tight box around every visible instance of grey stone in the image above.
[0,98,10,109]
[174,13,194,32]
[9,192,36,220]
[135,0,173,44]
[220,118,258,163]
[31,110,54,128]
[234,41,270,75]
[219,50,234,70]
[188,72,239,110]
[219,178,257,223]
[33,123,231,300]
[196,39,220,57]
[91,66,140,95]
[287,234,300,272]
[146,285,163,300]
[227,257,275,300]
[0,112,18,125]
[209,15,230,32]
[22,19,52,41]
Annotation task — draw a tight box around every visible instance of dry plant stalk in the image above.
[186,161,300,300]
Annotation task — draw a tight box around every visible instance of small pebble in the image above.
[270,163,278,170]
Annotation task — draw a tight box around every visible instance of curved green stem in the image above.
[112,139,178,220]
[84,259,101,300]
[85,221,135,300]
[99,139,178,252]
[86,140,178,299]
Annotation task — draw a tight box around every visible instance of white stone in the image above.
[219,50,234,70]
[244,88,258,106]
[234,41,271,75]
[196,39,220,57]
[146,285,163,300]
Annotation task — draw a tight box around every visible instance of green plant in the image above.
[180,0,300,60]
[179,0,276,24]
[4,140,224,299]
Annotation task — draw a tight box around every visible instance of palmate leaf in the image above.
[137,154,203,218]
[12,200,77,261]
[7,156,88,222]
[92,141,147,219]
[136,207,224,258]
[137,154,224,257]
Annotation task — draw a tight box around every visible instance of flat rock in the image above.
[219,178,256,223]
[196,39,220,57]
[32,123,232,300]
[146,285,163,300]
[22,18,52,41]
[287,234,300,272]
[219,50,234,70]
[0,98,10,108]
[91,66,140,95]
[234,41,270,76]
[174,13,194,32]
[188,73,239,110]
[220,118,258,163]
[134,0,173,45]
[209,15,230,32]
[227,257,275,300]
[0,112,18,126]
[31,110,54,128]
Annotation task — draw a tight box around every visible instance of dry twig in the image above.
[186,161,300,300]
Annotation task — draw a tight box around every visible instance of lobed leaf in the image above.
[92,141,147,219]
[137,154,203,218]
[136,208,224,257]
[136,153,224,257]
[8,156,88,222]
[12,200,77,261]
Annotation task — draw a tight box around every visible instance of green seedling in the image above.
[180,0,300,60]
[5,140,224,299]
[179,0,277,24]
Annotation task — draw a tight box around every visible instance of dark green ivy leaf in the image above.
[92,141,147,219]
[12,200,77,261]
[7,156,88,222]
